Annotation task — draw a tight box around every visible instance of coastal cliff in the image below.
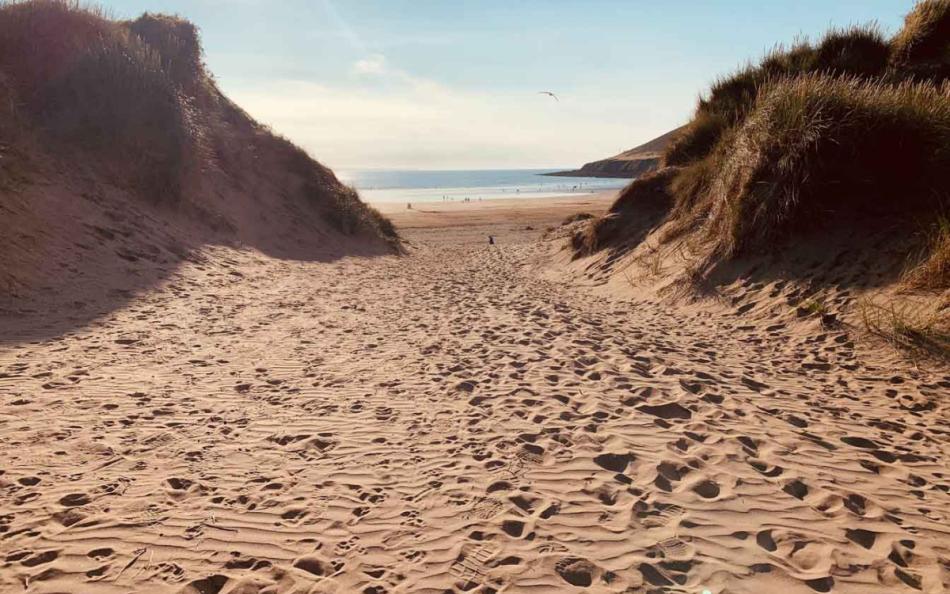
[546,126,685,178]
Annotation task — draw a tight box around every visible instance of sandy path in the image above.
[1,201,948,594]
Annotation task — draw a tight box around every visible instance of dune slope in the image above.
[0,2,397,336]
[568,5,950,358]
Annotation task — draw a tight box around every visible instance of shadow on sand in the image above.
[0,183,397,344]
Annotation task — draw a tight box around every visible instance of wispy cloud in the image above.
[352,53,388,76]
[226,70,665,170]
[217,0,678,169]
[320,0,368,54]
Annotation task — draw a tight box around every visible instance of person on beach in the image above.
[488,235,495,245]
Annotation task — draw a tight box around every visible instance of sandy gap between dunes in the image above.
[1,194,947,594]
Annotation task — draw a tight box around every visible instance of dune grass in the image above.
[703,74,950,257]
[324,186,399,242]
[562,212,595,226]
[859,297,950,361]
[889,0,950,80]
[274,134,399,242]
[579,4,950,293]
[903,215,950,290]
[126,13,204,87]
[571,167,676,257]
[663,25,890,167]
[0,0,398,243]
[0,0,191,201]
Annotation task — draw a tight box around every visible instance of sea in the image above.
[336,169,630,204]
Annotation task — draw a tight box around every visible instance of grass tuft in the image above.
[561,212,595,226]
[903,215,950,289]
[126,12,204,87]
[859,297,950,361]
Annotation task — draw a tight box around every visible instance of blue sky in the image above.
[101,0,916,170]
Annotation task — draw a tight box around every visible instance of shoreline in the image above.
[344,169,631,205]
[373,191,617,230]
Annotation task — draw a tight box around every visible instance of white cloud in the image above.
[352,53,388,76]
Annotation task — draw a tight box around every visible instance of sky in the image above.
[99,0,916,170]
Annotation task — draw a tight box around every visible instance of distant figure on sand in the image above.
[488,235,495,245]
[407,202,412,209]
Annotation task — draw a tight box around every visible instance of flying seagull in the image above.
[538,91,559,102]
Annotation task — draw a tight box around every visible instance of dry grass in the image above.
[570,216,606,257]
[616,243,666,288]
[126,13,204,87]
[889,0,950,80]
[578,4,950,310]
[903,215,950,289]
[663,24,889,167]
[663,111,730,167]
[597,76,950,273]
[325,185,400,242]
[636,244,664,278]
[704,75,950,257]
[859,297,950,361]
[561,212,595,226]
[662,139,731,243]
[275,133,399,242]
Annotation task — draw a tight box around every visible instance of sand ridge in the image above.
[1,202,948,593]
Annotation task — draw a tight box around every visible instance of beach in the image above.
[3,2,949,592]
[375,192,615,241]
[2,193,947,594]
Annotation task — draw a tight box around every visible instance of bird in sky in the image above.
[538,91,559,102]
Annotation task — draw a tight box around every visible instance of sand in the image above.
[1,193,948,594]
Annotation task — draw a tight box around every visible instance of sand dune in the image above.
[0,2,397,338]
[1,199,947,594]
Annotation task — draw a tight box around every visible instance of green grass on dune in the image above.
[581,0,950,289]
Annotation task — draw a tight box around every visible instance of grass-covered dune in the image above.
[0,0,397,303]
[0,0,401,337]
[574,0,950,290]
